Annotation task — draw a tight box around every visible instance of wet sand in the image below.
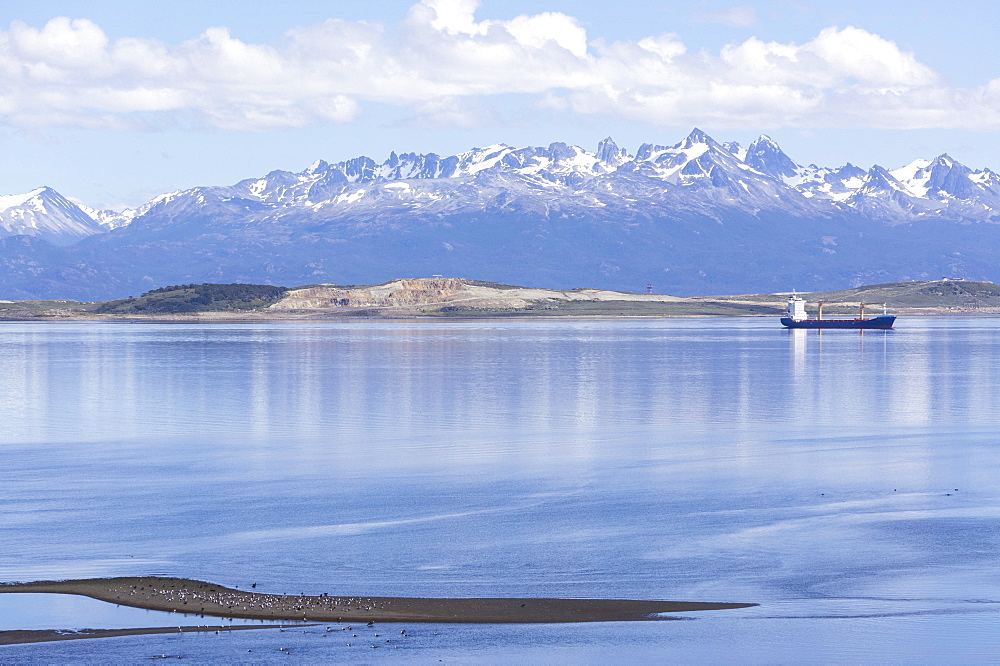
[0,577,756,640]
[0,624,301,646]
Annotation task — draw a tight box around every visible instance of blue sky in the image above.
[1,0,998,209]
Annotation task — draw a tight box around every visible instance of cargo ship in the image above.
[780,293,895,329]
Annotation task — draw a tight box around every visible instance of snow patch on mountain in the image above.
[0,191,37,211]
[77,204,138,230]
[0,187,105,245]
[891,158,933,197]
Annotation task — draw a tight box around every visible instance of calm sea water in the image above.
[1,317,999,663]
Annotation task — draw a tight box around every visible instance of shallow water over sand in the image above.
[1,318,999,661]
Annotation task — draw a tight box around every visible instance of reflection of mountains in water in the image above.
[4,319,997,659]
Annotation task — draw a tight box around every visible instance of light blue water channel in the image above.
[1,317,999,662]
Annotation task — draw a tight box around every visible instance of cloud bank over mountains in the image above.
[0,0,996,133]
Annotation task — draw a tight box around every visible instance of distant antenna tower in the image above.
[646,283,653,294]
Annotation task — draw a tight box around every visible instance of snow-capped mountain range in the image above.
[7,128,1000,244]
[3,129,1000,300]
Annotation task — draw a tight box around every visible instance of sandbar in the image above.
[0,576,755,631]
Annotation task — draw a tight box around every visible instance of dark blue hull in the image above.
[780,315,895,329]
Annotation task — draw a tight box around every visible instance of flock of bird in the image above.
[108,581,390,620]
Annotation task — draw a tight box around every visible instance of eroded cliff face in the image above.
[270,277,683,312]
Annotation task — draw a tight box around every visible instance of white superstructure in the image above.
[786,292,807,321]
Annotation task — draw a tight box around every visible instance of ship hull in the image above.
[780,315,895,329]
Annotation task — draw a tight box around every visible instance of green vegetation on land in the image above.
[95,283,288,314]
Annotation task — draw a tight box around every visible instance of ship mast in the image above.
[859,302,888,319]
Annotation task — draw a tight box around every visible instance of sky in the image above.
[1,0,999,210]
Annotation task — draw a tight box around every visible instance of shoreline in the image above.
[0,577,757,633]
[0,624,305,646]
[1,309,998,323]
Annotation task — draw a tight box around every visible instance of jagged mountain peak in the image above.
[932,153,956,167]
[745,135,799,179]
[889,153,987,201]
[596,137,629,167]
[305,159,330,174]
[680,127,717,149]
[633,129,728,167]
[753,134,779,148]
[863,165,906,189]
[631,129,720,161]
[0,185,67,209]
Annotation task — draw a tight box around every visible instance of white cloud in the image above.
[416,0,486,36]
[0,0,997,132]
[7,17,110,71]
[505,12,589,58]
[806,26,940,89]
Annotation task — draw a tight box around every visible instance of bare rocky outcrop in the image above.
[270,277,684,313]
